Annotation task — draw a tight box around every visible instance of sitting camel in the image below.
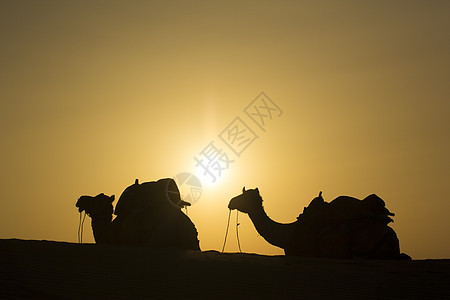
[228,187,409,259]
[76,178,200,250]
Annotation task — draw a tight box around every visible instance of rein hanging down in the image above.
[221,209,242,253]
[78,211,86,244]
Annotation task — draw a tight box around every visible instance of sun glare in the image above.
[193,166,229,190]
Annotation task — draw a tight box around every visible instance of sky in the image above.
[0,0,449,259]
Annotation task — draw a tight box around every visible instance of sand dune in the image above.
[1,239,449,299]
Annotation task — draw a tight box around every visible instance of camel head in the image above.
[76,193,115,217]
[228,187,263,214]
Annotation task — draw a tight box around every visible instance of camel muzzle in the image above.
[228,198,238,210]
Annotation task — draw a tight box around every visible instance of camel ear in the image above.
[110,195,115,202]
[242,186,246,193]
[256,188,259,194]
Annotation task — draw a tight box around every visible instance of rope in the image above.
[81,212,86,243]
[78,212,81,243]
[78,212,82,243]
[78,211,86,244]
[236,211,242,253]
[221,209,232,253]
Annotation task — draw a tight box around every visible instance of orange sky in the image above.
[0,1,449,258]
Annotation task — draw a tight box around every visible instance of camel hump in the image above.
[298,194,395,226]
[307,191,326,209]
[297,192,328,222]
[114,178,183,217]
[329,196,361,211]
[114,179,141,216]
[327,194,395,224]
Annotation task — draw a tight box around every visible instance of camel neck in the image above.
[247,205,295,251]
[91,214,112,244]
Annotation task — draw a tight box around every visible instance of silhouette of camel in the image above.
[76,178,200,250]
[229,188,409,259]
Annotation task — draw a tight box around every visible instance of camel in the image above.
[228,187,409,259]
[76,178,200,250]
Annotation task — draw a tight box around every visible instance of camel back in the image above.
[114,178,183,217]
[293,194,401,259]
[298,194,394,228]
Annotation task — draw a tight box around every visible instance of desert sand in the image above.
[1,239,449,299]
